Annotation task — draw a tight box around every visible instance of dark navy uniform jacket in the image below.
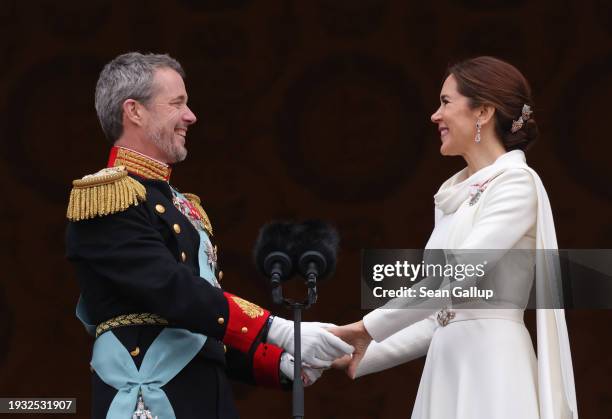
[66,146,285,419]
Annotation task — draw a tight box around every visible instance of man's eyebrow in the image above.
[172,94,187,102]
[440,94,450,101]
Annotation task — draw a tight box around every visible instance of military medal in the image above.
[172,192,205,231]
[170,189,214,237]
[206,242,218,269]
[205,242,222,288]
[132,394,157,419]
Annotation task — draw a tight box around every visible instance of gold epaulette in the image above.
[67,166,146,221]
[183,193,214,236]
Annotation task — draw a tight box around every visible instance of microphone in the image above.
[292,220,339,304]
[253,220,339,305]
[293,220,339,280]
[253,221,296,304]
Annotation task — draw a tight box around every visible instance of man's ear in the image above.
[123,99,145,127]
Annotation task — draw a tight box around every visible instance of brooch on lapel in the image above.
[467,172,506,206]
[468,186,484,206]
[468,177,496,206]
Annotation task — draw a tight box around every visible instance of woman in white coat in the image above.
[331,57,577,419]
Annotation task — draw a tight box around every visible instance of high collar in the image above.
[434,150,528,215]
[107,146,172,182]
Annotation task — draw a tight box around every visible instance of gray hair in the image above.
[95,52,185,142]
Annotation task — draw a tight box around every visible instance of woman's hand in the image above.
[331,354,352,371]
[329,321,372,379]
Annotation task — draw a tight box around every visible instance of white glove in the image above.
[279,352,324,387]
[267,317,354,368]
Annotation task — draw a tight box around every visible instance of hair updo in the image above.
[448,56,538,151]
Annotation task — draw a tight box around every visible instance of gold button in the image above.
[241,327,248,334]
[223,344,227,353]
[173,224,181,234]
[130,347,140,357]
[181,252,187,262]
[218,270,224,280]
[155,204,165,214]
[217,317,225,325]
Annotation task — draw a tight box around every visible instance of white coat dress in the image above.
[358,150,577,419]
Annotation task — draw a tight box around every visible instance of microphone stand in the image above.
[271,274,318,419]
[262,243,332,418]
[291,303,304,419]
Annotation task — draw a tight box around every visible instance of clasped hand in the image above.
[328,320,373,379]
[267,317,355,386]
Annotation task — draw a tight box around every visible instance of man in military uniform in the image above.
[66,52,353,419]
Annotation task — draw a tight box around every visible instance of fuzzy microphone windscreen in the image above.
[253,221,296,276]
[292,219,340,279]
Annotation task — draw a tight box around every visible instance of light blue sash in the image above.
[92,328,205,419]
[77,299,207,419]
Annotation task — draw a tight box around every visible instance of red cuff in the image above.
[222,292,270,353]
[253,343,283,388]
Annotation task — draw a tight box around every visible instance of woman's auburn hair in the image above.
[448,56,539,151]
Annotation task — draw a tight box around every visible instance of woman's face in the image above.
[431,74,480,156]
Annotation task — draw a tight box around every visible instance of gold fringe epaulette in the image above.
[183,193,214,236]
[67,166,146,221]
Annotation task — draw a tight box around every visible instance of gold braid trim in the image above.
[114,157,162,180]
[95,313,169,338]
[66,166,147,221]
[183,193,214,236]
[231,296,265,319]
[115,147,170,180]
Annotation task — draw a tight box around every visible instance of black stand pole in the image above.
[292,305,304,419]
[270,283,317,419]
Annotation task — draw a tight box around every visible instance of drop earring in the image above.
[475,118,481,143]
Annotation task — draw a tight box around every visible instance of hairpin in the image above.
[511,104,532,133]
